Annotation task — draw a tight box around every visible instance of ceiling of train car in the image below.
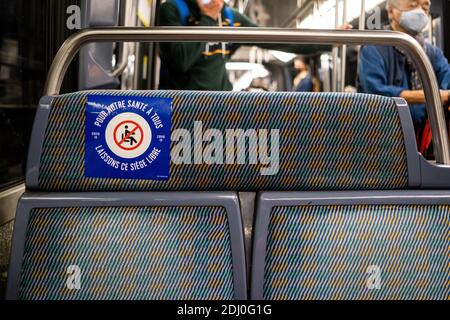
[242,0,387,28]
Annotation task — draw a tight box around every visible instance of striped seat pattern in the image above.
[38,90,408,191]
[264,205,450,300]
[19,206,234,300]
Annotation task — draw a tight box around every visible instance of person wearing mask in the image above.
[358,0,450,154]
[158,0,351,91]
[293,57,314,92]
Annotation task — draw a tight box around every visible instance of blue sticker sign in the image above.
[85,95,172,180]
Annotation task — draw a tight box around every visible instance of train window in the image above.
[0,1,39,189]
[0,0,80,299]
[0,0,79,191]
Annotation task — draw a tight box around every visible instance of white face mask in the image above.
[397,7,429,34]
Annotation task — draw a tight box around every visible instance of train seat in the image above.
[6,91,255,300]
[251,99,450,300]
[252,192,450,300]
[7,90,450,300]
[28,90,409,192]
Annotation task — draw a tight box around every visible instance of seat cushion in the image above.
[19,206,235,300]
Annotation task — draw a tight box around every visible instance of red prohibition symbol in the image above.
[113,120,144,151]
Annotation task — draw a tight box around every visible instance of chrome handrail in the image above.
[44,27,450,165]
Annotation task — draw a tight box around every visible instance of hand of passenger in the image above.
[401,90,450,107]
[197,0,224,21]
[440,90,450,107]
[337,23,353,30]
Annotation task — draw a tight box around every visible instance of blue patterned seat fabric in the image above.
[19,206,234,300]
[264,205,450,300]
[37,90,408,191]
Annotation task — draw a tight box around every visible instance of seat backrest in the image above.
[28,90,410,192]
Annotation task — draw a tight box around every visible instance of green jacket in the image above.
[158,0,331,90]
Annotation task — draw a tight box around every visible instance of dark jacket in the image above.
[158,0,331,90]
[359,42,450,128]
[294,74,313,92]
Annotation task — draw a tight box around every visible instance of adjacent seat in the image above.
[251,99,450,300]
[252,191,450,300]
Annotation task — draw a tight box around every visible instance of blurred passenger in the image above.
[358,0,450,154]
[247,77,270,92]
[158,0,351,91]
[293,57,313,92]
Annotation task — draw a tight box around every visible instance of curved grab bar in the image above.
[44,27,450,165]
[108,0,134,78]
[109,42,129,78]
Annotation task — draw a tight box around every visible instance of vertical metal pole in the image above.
[149,0,159,89]
[356,0,366,90]
[357,0,366,53]
[427,12,433,44]
[131,0,140,90]
[359,0,366,31]
[332,0,340,92]
[238,0,245,13]
[340,0,347,92]
[121,0,138,90]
